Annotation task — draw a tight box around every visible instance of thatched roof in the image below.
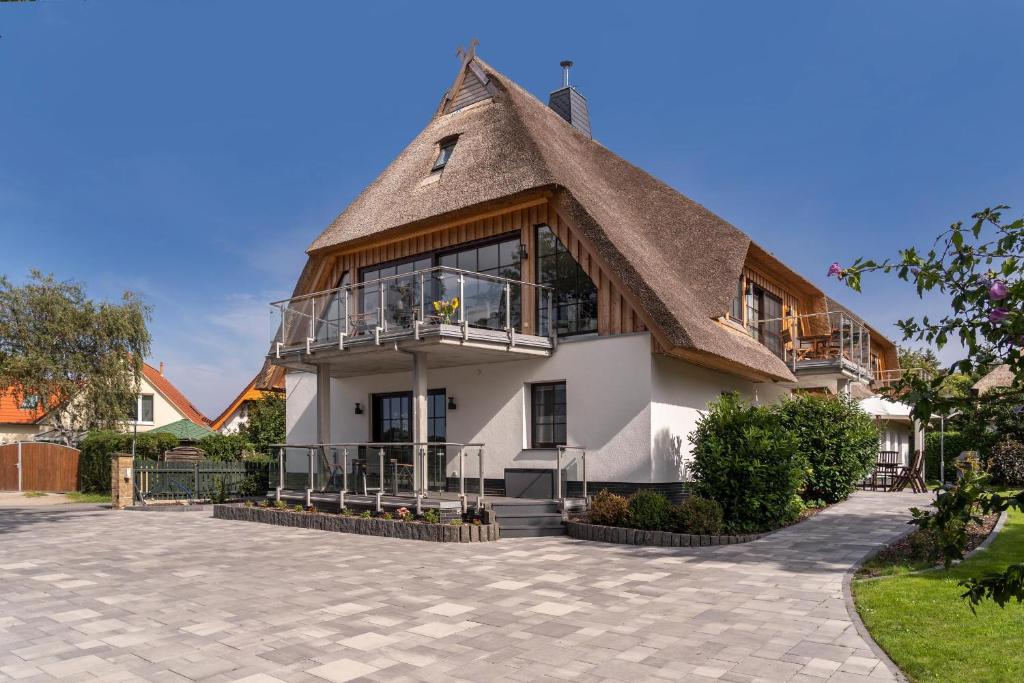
[973,364,1015,395]
[302,54,847,382]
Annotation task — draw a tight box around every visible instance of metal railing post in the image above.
[276,447,284,502]
[458,274,465,323]
[504,283,512,332]
[581,450,587,501]
[478,447,485,509]
[306,448,314,507]
[555,447,562,503]
[419,272,426,322]
[344,290,350,336]
[547,289,554,339]
[378,448,385,496]
[378,287,385,329]
[341,448,348,493]
[391,459,399,496]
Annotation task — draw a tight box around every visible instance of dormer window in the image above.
[431,137,458,172]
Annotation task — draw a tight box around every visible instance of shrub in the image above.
[924,431,981,483]
[777,394,878,504]
[671,496,724,534]
[587,489,630,527]
[198,433,255,461]
[988,438,1024,485]
[627,490,671,530]
[689,393,807,534]
[422,508,440,524]
[78,430,180,493]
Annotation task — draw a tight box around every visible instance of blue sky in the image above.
[2,1,1022,416]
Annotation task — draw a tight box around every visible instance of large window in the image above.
[535,225,597,336]
[438,236,522,329]
[531,381,566,448]
[359,235,523,331]
[745,284,783,357]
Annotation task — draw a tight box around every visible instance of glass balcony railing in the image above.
[750,310,875,380]
[271,266,555,354]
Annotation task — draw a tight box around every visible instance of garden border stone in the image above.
[213,505,499,542]
[564,521,763,547]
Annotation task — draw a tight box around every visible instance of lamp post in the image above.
[939,410,961,485]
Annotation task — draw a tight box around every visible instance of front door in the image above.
[371,389,447,492]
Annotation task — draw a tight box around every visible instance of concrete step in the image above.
[499,524,567,538]
[489,501,561,516]
[494,512,564,528]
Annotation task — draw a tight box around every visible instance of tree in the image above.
[0,271,151,445]
[832,205,1024,608]
[898,345,942,376]
[240,392,285,456]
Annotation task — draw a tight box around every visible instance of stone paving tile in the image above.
[0,492,925,681]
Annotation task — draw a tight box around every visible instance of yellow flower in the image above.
[451,297,460,309]
[433,301,442,312]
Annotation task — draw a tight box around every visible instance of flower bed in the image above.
[565,520,761,547]
[213,504,499,542]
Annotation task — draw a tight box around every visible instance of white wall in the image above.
[878,421,913,466]
[650,355,793,481]
[284,333,795,485]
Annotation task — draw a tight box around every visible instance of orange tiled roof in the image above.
[210,362,285,430]
[142,363,210,426]
[0,391,48,425]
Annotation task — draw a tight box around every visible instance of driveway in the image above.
[0,491,928,682]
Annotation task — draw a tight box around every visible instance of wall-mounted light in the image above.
[447,396,457,410]
[354,402,364,415]
[517,244,529,261]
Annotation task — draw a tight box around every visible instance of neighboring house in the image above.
[211,363,285,434]
[1,362,208,444]
[0,392,48,444]
[129,362,211,433]
[270,46,900,500]
[972,364,1014,396]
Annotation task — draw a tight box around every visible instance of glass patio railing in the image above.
[271,266,555,354]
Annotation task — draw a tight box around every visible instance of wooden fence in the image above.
[134,459,269,503]
[0,442,81,492]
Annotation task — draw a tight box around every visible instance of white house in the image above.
[271,46,900,506]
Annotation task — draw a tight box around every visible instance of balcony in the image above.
[270,266,556,374]
[751,311,875,387]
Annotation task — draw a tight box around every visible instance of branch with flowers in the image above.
[831,205,1024,609]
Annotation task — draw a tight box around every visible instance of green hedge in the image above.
[78,431,179,493]
[777,394,879,504]
[924,431,985,483]
[689,393,806,534]
[198,433,256,461]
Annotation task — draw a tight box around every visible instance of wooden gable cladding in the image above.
[307,198,648,340]
[445,64,493,113]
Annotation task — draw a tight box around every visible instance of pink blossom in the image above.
[826,262,843,278]
[989,280,1009,300]
[988,307,1010,324]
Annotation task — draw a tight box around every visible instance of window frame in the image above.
[431,136,458,172]
[534,224,598,337]
[131,394,155,425]
[530,381,567,449]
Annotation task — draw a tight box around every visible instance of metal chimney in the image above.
[548,60,591,139]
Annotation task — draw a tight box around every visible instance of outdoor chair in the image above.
[891,450,927,493]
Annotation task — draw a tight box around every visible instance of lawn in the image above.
[853,506,1024,683]
[64,491,111,504]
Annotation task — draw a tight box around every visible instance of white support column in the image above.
[316,365,332,445]
[412,352,428,491]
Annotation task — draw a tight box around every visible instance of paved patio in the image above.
[0,491,928,682]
